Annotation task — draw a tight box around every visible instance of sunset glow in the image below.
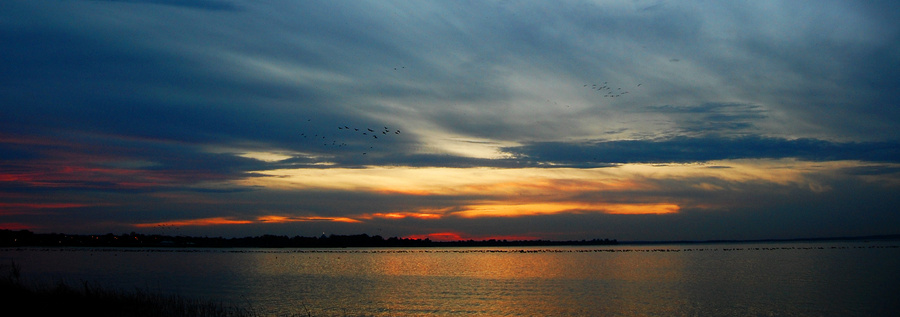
[3,1,898,241]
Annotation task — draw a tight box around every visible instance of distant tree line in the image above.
[0,229,617,248]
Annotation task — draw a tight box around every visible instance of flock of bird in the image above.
[545,81,643,108]
[584,81,640,98]
[297,70,643,157]
[300,122,402,155]
[154,223,183,235]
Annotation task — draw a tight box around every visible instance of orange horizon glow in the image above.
[7,159,875,236]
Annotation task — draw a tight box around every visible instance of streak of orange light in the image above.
[257,215,362,223]
[134,217,253,228]
[453,202,680,218]
[133,214,364,228]
[601,203,680,215]
[360,212,443,220]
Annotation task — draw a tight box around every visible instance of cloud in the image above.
[0,131,269,193]
[640,103,768,136]
[91,0,241,11]
[2,1,900,240]
[507,136,900,166]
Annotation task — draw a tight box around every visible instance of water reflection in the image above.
[3,242,899,316]
[237,247,700,316]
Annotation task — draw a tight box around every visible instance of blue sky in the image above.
[2,0,898,241]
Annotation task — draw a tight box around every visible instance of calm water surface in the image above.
[2,241,899,316]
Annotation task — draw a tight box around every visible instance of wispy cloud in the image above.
[508,136,900,166]
[90,0,241,11]
[2,0,899,240]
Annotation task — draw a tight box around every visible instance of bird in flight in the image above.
[301,119,405,156]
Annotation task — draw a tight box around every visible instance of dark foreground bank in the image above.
[0,261,304,317]
[0,229,617,248]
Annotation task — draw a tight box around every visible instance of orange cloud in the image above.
[135,217,254,228]
[600,203,681,215]
[359,212,443,220]
[257,215,361,223]
[134,215,362,229]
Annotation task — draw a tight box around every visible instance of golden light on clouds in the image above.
[204,145,301,163]
[452,202,680,218]
[394,122,520,159]
[238,151,294,162]
[241,159,840,195]
[239,166,647,195]
[600,203,681,215]
[614,159,851,187]
[230,159,865,221]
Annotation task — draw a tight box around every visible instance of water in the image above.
[2,241,899,316]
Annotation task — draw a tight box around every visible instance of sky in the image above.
[2,0,899,241]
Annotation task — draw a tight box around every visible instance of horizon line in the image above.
[3,229,899,246]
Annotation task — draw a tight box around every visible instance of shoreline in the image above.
[4,229,900,249]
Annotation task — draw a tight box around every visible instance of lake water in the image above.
[2,241,899,316]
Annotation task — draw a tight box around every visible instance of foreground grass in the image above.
[1,261,307,317]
